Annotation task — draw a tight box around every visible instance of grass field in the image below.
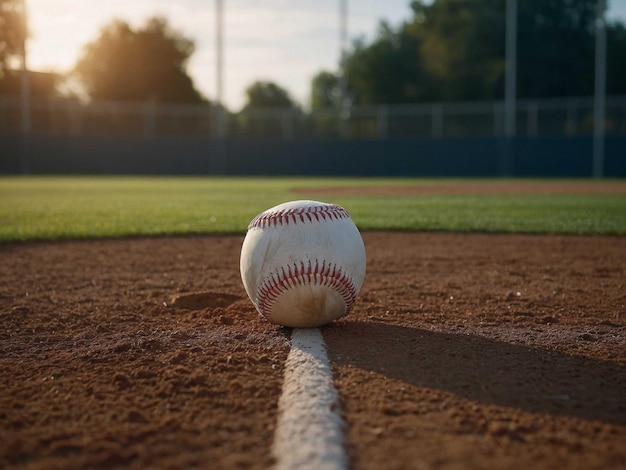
[1,176,625,242]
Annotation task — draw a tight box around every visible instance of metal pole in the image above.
[211,0,226,174]
[593,0,607,178]
[501,0,517,176]
[338,0,348,138]
[215,0,225,139]
[504,0,517,138]
[20,0,31,174]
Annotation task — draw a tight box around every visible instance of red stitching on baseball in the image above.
[248,204,351,230]
[255,259,358,321]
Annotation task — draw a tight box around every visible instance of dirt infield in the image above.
[294,180,626,196]
[326,232,625,469]
[1,229,625,469]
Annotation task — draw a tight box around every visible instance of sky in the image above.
[26,0,626,111]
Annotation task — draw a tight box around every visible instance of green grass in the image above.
[1,176,625,242]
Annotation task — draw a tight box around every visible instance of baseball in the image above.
[240,200,366,328]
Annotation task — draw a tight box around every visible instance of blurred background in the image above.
[1,0,625,177]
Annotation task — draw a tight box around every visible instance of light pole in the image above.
[215,0,225,139]
[338,0,348,138]
[593,0,607,178]
[504,0,517,139]
[502,0,517,176]
[20,0,31,174]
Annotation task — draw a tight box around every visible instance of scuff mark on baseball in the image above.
[240,200,366,327]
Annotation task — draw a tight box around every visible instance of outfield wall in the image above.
[1,135,625,177]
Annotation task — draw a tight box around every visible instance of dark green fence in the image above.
[1,134,625,177]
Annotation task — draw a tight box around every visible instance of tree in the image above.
[243,81,297,109]
[234,81,299,138]
[311,71,341,110]
[0,0,59,96]
[324,0,626,105]
[74,16,205,103]
[344,21,430,105]
[0,70,58,95]
[607,21,626,95]
[517,0,596,98]
[409,0,505,101]
[0,0,26,74]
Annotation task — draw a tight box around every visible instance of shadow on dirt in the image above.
[323,321,626,424]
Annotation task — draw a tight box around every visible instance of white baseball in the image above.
[240,200,366,328]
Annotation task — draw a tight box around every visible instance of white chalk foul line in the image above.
[272,328,347,470]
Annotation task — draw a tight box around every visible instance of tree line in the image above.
[314,0,626,109]
[1,0,625,111]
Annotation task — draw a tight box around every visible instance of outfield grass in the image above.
[0,176,625,242]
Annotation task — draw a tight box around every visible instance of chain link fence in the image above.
[1,94,625,140]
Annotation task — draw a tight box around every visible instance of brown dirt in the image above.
[1,183,625,469]
[0,237,289,469]
[325,232,626,470]
[294,180,626,196]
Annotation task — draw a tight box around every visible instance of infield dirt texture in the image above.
[1,183,625,469]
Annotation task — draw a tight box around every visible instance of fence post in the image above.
[377,106,388,140]
[566,100,577,135]
[143,101,156,138]
[593,0,607,178]
[493,102,502,136]
[432,104,444,139]
[211,104,223,139]
[282,109,294,141]
[69,101,83,136]
[527,102,538,137]
[20,56,31,174]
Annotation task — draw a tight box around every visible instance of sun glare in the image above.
[27,1,161,72]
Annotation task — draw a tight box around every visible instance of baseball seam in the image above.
[248,204,351,230]
[255,259,358,321]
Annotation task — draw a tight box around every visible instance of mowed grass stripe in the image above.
[1,176,625,242]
